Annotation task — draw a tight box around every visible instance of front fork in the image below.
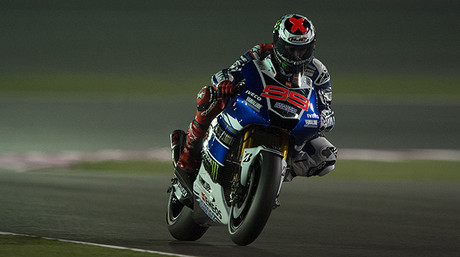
[236,129,289,194]
[239,129,290,161]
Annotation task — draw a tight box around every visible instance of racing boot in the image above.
[170,129,186,168]
[174,120,207,192]
[175,86,226,192]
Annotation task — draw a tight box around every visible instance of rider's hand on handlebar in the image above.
[216,80,237,99]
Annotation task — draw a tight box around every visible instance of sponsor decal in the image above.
[307,113,319,119]
[245,90,262,101]
[199,175,211,192]
[274,17,283,31]
[261,85,310,111]
[288,36,308,43]
[202,147,223,180]
[274,102,297,115]
[200,192,222,220]
[242,152,253,163]
[246,97,262,112]
[198,198,219,222]
[210,161,220,181]
[304,119,318,128]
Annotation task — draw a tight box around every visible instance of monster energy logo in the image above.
[281,61,287,70]
[202,150,222,182]
[273,18,283,32]
[211,161,220,181]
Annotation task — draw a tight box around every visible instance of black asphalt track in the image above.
[0,168,459,257]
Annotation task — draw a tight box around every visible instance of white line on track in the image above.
[0,231,196,257]
[0,148,459,172]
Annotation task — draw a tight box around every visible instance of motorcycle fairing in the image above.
[193,145,287,225]
[193,163,230,225]
[203,59,320,167]
[195,59,322,225]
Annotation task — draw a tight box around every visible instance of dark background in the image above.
[1,0,458,77]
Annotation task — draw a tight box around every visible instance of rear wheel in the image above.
[228,151,282,245]
[166,185,208,241]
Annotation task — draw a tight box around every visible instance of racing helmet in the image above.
[273,14,316,76]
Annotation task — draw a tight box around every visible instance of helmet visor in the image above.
[275,39,314,65]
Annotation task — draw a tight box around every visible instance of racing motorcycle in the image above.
[166,58,321,246]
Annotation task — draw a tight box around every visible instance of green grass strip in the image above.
[0,73,205,97]
[1,72,459,101]
[0,234,181,257]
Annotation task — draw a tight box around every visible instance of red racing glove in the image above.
[216,80,237,98]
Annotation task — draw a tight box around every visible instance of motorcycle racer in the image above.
[175,14,337,190]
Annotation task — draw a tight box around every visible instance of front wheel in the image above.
[166,185,208,241]
[228,151,282,245]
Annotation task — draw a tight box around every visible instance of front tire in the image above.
[166,187,208,241]
[228,151,282,245]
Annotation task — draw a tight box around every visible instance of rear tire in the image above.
[228,151,282,245]
[166,188,208,241]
